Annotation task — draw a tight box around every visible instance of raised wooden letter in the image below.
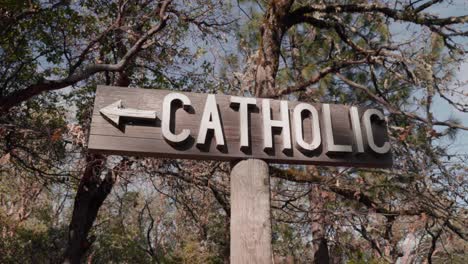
[363,109,391,154]
[262,99,291,152]
[197,94,225,147]
[293,103,321,152]
[230,96,257,150]
[322,104,352,153]
[162,93,192,144]
[349,106,364,153]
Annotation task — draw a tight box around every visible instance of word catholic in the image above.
[89,86,392,168]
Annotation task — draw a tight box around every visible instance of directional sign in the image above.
[89,85,393,168]
[100,100,157,126]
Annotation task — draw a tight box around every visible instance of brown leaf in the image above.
[420,212,427,222]
[0,153,11,166]
[429,129,440,138]
[51,129,62,142]
[398,125,413,141]
[354,191,361,199]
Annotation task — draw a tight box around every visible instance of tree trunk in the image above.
[62,25,134,261]
[309,183,330,264]
[63,154,113,264]
[253,0,293,97]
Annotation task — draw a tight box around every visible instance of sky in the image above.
[426,0,468,154]
[433,63,467,154]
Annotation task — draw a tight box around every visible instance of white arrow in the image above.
[100,100,157,126]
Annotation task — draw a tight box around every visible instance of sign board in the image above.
[89,86,392,168]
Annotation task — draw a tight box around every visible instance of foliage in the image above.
[0,0,467,263]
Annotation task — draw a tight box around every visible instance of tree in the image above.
[1,0,467,263]
[234,0,467,262]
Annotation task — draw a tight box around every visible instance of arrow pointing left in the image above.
[100,100,157,126]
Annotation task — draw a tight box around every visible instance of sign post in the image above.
[88,85,393,263]
[230,159,272,263]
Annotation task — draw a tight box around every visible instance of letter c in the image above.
[362,109,390,154]
[162,93,192,143]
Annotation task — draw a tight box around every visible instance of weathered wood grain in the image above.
[230,159,272,264]
[88,85,393,168]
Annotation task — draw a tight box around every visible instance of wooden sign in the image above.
[89,86,392,168]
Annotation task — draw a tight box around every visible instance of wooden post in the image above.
[230,159,272,264]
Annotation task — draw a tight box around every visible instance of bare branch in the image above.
[268,58,368,98]
[289,3,467,26]
[0,0,172,113]
[336,73,468,131]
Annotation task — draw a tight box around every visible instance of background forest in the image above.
[0,0,467,263]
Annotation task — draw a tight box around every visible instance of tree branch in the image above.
[0,0,172,113]
[336,73,468,131]
[267,58,368,98]
[289,3,467,26]
[271,166,467,241]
